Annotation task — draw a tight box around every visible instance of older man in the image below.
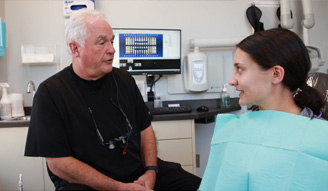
[25,8,201,191]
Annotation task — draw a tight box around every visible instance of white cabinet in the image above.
[0,119,196,190]
[0,127,53,191]
[152,119,196,174]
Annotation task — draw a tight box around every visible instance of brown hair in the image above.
[236,28,326,119]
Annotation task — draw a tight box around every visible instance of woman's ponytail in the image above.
[294,85,327,119]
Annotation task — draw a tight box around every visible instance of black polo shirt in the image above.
[25,64,152,182]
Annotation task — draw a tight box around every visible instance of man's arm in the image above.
[46,157,150,191]
[134,125,157,189]
[140,125,157,167]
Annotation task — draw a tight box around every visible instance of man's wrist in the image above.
[144,166,158,173]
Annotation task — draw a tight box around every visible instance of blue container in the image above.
[0,21,6,57]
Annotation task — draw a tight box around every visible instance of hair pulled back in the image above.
[236,28,326,118]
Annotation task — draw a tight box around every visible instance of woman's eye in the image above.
[236,67,242,73]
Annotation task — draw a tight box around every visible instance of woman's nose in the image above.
[229,76,237,86]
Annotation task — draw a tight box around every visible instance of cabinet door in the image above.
[152,120,196,174]
[152,120,193,140]
[0,127,44,191]
[157,139,193,165]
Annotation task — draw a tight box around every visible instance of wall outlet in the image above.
[196,154,200,168]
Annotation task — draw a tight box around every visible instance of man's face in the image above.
[73,17,116,80]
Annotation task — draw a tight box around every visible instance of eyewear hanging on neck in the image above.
[88,98,133,155]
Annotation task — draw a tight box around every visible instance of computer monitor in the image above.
[112,28,181,75]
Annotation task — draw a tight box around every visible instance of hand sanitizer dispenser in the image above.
[220,84,230,108]
[184,47,208,92]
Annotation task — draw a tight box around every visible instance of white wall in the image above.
[1,0,328,105]
[1,0,328,178]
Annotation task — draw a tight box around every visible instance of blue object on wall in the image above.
[63,0,95,18]
[0,19,6,57]
[200,110,328,191]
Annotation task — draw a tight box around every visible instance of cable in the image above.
[147,74,162,101]
[150,74,162,92]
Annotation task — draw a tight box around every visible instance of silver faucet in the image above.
[27,80,36,97]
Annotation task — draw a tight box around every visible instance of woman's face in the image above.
[229,48,274,107]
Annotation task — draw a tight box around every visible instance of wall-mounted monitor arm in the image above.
[301,0,315,29]
[280,0,295,29]
[146,74,162,101]
[189,38,243,49]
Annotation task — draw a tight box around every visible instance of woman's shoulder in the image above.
[249,105,326,120]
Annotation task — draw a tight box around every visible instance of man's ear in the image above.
[271,65,285,84]
[69,42,80,57]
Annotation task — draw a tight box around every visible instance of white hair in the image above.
[65,9,106,49]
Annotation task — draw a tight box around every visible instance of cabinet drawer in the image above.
[152,120,192,140]
[157,139,193,165]
[0,127,45,191]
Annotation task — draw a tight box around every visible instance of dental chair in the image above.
[307,72,328,115]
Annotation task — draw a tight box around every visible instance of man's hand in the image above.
[134,170,156,190]
[120,182,153,191]
[47,157,153,190]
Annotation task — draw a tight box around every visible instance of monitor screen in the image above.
[112,28,181,75]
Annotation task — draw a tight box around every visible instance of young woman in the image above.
[199,28,328,191]
[229,28,326,119]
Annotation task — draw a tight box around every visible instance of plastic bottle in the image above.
[0,83,12,120]
[220,84,230,109]
[9,93,25,118]
[18,173,23,191]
